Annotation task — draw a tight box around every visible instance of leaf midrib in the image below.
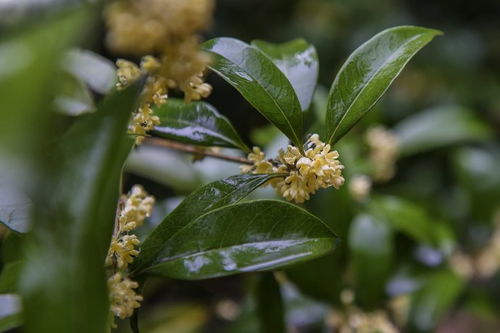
[154,117,241,148]
[144,237,334,271]
[157,197,336,257]
[208,46,302,147]
[327,32,425,144]
[136,177,273,268]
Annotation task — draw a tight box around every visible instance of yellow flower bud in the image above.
[241,134,345,203]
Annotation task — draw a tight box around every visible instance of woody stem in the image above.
[144,137,253,165]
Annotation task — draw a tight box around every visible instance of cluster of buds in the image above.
[348,174,372,201]
[106,0,214,141]
[366,126,399,182]
[449,213,500,279]
[116,49,208,144]
[108,234,140,270]
[118,184,156,232]
[106,185,155,323]
[327,309,399,333]
[108,273,144,320]
[241,134,345,203]
[105,0,214,55]
[326,289,400,333]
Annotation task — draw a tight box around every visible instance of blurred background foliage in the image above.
[0,0,499,332]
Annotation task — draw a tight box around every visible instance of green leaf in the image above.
[20,82,142,332]
[133,174,277,273]
[140,200,337,280]
[408,270,464,332]
[2,233,25,263]
[453,146,500,223]
[54,70,95,116]
[369,196,437,245]
[256,273,285,333]
[285,253,342,305]
[349,214,393,308]
[0,294,22,332]
[125,145,202,192]
[326,26,441,144]
[0,261,23,293]
[251,39,318,111]
[63,48,117,94]
[152,98,250,152]
[395,105,492,156]
[0,185,31,233]
[203,38,303,147]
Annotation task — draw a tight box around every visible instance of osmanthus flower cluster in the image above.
[326,289,400,333]
[346,126,399,202]
[449,211,500,280]
[365,126,400,182]
[241,134,345,203]
[106,185,155,324]
[105,0,214,143]
[348,175,372,202]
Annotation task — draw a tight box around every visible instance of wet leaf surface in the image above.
[152,98,249,152]
[252,39,318,112]
[326,26,441,144]
[203,38,303,147]
[349,214,393,308]
[141,200,337,279]
[395,105,492,156]
[133,174,278,273]
[20,78,142,332]
[0,185,31,233]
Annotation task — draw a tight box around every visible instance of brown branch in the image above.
[145,137,253,165]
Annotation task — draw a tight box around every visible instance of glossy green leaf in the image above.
[453,146,500,223]
[453,146,500,192]
[133,174,278,273]
[0,261,23,293]
[203,38,303,147]
[285,186,354,305]
[0,294,22,332]
[408,270,464,332]
[20,83,142,332]
[349,214,393,308]
[0,185,31,233]
[251,39,318,111]
[152,98,250,152]
[125,145,202,192]
[0,10,89,191]
[395,105,492,156]
[63,48,116,94]
[369,196,436,245]
[256,273,285,333]
[285,253,342,305]
[2,233,25,263]
[140,200,337,279]
[54,70,95,116]
[326,26,441,144]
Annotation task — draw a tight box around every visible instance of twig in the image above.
[144,137,253,165]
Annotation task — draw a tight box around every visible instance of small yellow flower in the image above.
[116,59,141,89]
[108,235,140,269]
[129,105,161,144]
[106,0,214,106]
[349,175,372,201]
[140,55,161,73]
[119,185,156,231]
[108,273,143,320]
[106,185,155,324]
[105,0,214,55]
[241,134,345,203]
[326,308,399,333]
[366,126,399,182]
